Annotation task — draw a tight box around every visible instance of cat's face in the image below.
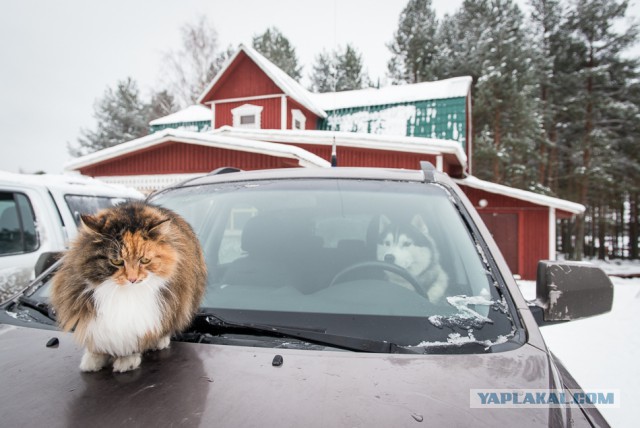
[107,230,175,285]
[79,203,178,286]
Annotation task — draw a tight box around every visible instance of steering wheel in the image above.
[329,261,429,299]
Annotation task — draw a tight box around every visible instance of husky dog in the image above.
[377,215,449,303]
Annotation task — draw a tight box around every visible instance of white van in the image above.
[0,172,143,300]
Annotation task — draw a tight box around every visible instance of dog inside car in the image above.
[377,214,449,303]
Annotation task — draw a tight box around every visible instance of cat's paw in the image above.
[80,351,110,372]
[155,335,171,351]
[113,353,142,372]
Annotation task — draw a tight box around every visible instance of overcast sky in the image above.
[0,0,638,174]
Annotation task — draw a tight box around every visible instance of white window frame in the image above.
[231,104,263,129]
[291,109,306,130]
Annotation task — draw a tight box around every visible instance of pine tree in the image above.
[447,0,541,188]
[335,44,368,91]
[387,0,440,84]
[309,50,336,93]
[561,0,639,259]
[309,45,368,92]
[147,90,179,123]
[70,78,149,156]
[252,27,302,80]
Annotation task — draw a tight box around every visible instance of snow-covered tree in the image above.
[309,50,335,93]
[253,27,302,80]
[70,78,149,156]
[147,89,179,123]
[309,44,368,92]
[387,0,440,84]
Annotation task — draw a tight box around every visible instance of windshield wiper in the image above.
[195,312,418,354]
[17,296,54,319]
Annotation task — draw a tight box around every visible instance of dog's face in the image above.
[377,215,434,278]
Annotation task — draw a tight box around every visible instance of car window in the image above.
[64,195,129,225]
[153,179,517,349]
[0,192,38,256]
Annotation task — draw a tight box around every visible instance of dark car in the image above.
[0,164,612,427]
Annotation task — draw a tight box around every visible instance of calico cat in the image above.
[51,201,207,373]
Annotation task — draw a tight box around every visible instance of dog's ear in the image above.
[379,215,391,234]
[411,214,429,236]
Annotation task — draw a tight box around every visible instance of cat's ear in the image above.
[81,214,106,234]
[148,217,171,233]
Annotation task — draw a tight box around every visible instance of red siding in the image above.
[288,98,320,130]
[292,143,439,169]
[460,185,549,280]
[203,52,283,102]
[78,142,297,176]
[215,98,282,129]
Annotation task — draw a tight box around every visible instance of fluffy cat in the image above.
[51,201,207,373]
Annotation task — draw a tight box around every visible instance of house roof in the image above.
[310,76,473,111]
[197,44,327,118]
[149,105,211,126]
[213,126,467,168]
[64,129,332,171]
[453,175,585,214]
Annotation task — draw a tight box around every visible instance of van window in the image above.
[64,195,128,225]
[0,192,38,256]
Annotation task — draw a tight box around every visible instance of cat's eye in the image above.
[140,257,151,264]
[110,258,124,266]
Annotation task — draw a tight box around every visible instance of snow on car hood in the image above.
[0,324,570,427]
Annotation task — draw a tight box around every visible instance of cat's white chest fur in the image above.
[86,274,167,356]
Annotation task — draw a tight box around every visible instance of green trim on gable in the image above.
[150,121,212,134]
[318,97,467,150]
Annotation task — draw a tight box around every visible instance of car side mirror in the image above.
[34,252,62,277]
[530,260,613,326]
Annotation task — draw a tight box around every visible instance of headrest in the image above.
[241,215,289,255]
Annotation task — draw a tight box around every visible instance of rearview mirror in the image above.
[530,260,613,326]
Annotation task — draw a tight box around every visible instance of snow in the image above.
[64,129,332,172]
[198,45,326,118]
[149,105,211,126]
[517,259,640,426]
[454,175,586,215]
[197,45,471,123]
[325,105,416,136]
[310,76,472,111]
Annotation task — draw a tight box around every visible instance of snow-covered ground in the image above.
[517,259,640,427]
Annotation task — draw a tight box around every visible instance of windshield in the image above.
[150,178,518,350]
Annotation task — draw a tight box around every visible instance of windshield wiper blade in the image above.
[197,312,417,354]
[17,296,54,319]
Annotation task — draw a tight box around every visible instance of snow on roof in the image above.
[64,129,331,171]
[310,76,472,111]
[453,175,585,214]
[149,105,211,126]
[197,44,327,118]
[213,126,467,167]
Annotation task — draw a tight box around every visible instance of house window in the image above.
[231,104,263,129]
[291,109,306,130]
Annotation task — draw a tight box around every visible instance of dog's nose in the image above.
[384,254,395,263]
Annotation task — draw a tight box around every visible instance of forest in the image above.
[72,0,640,261]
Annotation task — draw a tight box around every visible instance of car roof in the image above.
[168,166,446,190]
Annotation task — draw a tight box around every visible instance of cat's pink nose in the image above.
[128,277,137,283]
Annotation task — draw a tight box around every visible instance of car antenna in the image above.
[331,135,338,167]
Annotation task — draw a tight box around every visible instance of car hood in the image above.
[0,323,579,427]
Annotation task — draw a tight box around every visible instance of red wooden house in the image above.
[66,45,584,279]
